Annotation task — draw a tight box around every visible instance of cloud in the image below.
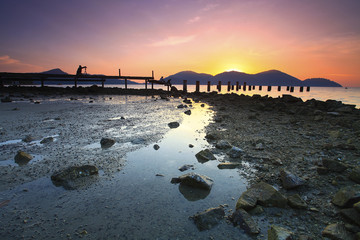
[0,55,44,72]
[0,55,20,64]
[201,3,219,12]
[150,35,196,47]
[188,16,201,24]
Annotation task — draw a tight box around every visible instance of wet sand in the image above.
[1,87,360,239]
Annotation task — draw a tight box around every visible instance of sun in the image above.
[225,68,243,73]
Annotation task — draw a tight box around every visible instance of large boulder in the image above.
[191,206,225,231]
[287,194,307,209]
[195,149,216,163]
[340,208,360,226]
[171,172,214,190]
[14,151,33,166]
[268,225,294,240]
[323,159,348,173]
[100,138,115,149]
[231,209,260,235]
[322,223,354,240]
[332,185,360,208]
[280,169,305,190]
[236,182,287,210]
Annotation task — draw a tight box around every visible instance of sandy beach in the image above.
[1,86,360,239]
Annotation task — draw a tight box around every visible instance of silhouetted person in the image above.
[76,65,87,77]
[159,76,165,83]
[167,79,172,87]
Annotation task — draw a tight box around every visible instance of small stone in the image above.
[178,164,194,172]
[288,194,307,209]
[268,225,294,240]
[195,149,216,163]
[191,206,225,231]
[189,144,194,148]
[255,143,264,150]
[100,138,115,149]
[153,144,160,150]
[322,223,354,240]
[215,140,232,149]
[217,162,241,169]
[40,137,54,144]
[184,110,191,115]
[227,146,244,158]
[231,209,260,235]
[14,151,33,166]
[332,185,360,208]
[280,169,305,189]
[168,122,180,128]
[22,135,35,143]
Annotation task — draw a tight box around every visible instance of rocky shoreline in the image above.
[1,86,360,239]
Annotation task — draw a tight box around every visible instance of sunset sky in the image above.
[0,0,359,86]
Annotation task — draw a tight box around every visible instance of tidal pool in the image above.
[0,100,251,239]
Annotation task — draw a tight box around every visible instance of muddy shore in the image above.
[1,86,360,239]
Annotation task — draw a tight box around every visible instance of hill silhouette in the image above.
[165,70,342,87]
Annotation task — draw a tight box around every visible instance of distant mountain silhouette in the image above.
[165,70,342,87]
[41,68,68,75]
[302,78,342,87]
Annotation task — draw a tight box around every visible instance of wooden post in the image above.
[207,81,211,92]
[236,81,239,91]
[125,79,128,89]
[218,81,221,92]
[259,85,262,91]
[300,86,304,92]
[278,86,281,91]
[227,81,231,91]
[253,85,255,90]
[41,78,44,87]
[243,82,247,91]
[183,80,187,92]
[286,86,290,91]
[145,80,148,89]
[231,85,234,90]
[248,85,251,91]
[152,70,154,79]
[306,86,311,92]
[119,69,121,77]
[268,86,272,91]
[196,81,200,92]
[151,82,154,89]
[290,86,294,92]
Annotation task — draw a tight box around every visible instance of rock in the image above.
[217,162,241,169]
[184,110,191,115]
[322,223,355,240]
[178,164,194,172]
[317,166,329,175]
[100,137,115,149]
[51,165,98,189]
[354,202,360,212]
[236,182,287,210]
[131,138,146,144]
[189,144,194,148]
[255,143,264,150]
[231,208,260,235]
[349,167,360,184]
[205,132,219,141]
[191,206,225,231]
[288,194,307,209]
[280,169,305,189]
[248,205,264,215]
[14,151,33,165]
[323,159,347,173]
[172,172,213,190]
[153,144,160,150]
[22,135,35,143]
[215,140,232,149]
[340,208,360,226]
[183,99,192,104]
[168,122,180,128]
[268,225,294,240]
[177,104,187,108]
[201,104,205,107]
[227,146,244,158]
[195,149,216,163]
[332,185,360,208]
[40,137,54,144]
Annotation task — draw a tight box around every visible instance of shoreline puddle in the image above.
[0,100,251,239]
